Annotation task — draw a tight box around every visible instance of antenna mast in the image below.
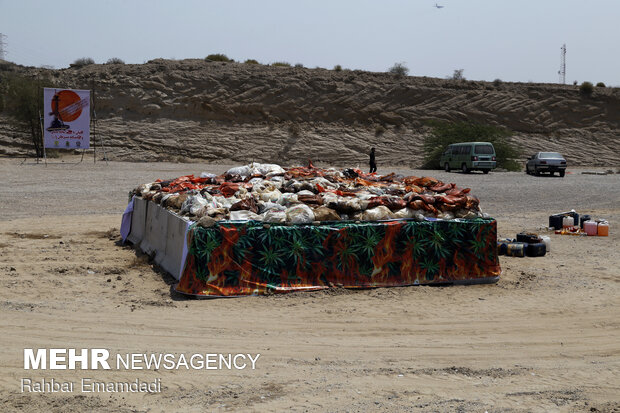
[0,33,7,61]
[558,44,566,84]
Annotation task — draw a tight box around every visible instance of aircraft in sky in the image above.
[434,3,444,8]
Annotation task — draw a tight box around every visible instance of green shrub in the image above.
[106,57,125,64]
[422,121,521,171]
[333,64,342,72]
[579,81,594,96]
[0,73,51,157]
[388,62,409,77]
[596,82,606,88]
[271,62,291,67]
[493,78,502,87]
[206,53,232,62]
[294,63,304,68]
[71,57,95,67]
[244,59,259,64]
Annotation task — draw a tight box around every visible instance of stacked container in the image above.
[583,221,598,236]
[582,220,610,236]
[549,210,579,230]
[497,232,547,258]
[562,216,574,229]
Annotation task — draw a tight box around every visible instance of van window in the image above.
[461,146,471,155]
[474,144,494,155]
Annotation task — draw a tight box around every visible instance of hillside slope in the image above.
[1,59,619,167]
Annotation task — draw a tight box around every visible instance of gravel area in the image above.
[1,157,617,222]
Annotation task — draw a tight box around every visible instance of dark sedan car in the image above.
[525,152,567,177]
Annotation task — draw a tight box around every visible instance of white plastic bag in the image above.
[262,210,287,223]
[229,210,260,221]
[281,193,299,206]
[213,195,238,209]
[361,206,395,221]
[258,201,286,214]
[310,177,337,190]
[259,189,282,203]
[181,194,209,215]
[226,165,252,177]
[286,204,315,224]
[248,177,265,186]
[393,208,415,219]
[252,163,285,177]
[268,176,285,188]
[437,211,455,220]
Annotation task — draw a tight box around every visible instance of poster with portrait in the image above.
[43,88,90,149]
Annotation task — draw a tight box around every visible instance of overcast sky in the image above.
[1,0,618,85]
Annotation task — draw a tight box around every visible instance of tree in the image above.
[451,69,465,81]
[0,74,48,157]
[422,121,521,171]
[388,62,409,77]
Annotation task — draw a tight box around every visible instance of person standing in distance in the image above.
[369,147,377,173]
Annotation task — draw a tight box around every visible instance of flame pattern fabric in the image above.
[175,218,500,297]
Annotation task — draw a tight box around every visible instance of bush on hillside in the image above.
[388,62,409,77]
[422,121,521,171]
[106,57,125,64]
[206,54,233,62]
[333,64,342,72]
[596,82,606,88]
[271,62,291,67]
[451,69,465,81]
[71,57,95,67]
[244,59,259,64]
[579,81,594,97]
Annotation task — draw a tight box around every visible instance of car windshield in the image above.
[474,145,494,154]
[539,152,563,159]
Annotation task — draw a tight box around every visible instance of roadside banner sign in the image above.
[43,88,90,149]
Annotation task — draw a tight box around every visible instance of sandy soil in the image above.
[0,157,619,412]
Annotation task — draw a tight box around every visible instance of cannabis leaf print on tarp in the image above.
[175,218,501,296]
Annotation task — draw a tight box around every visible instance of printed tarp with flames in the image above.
[175,218,500,296]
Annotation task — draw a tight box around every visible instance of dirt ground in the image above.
[0,157,618,412]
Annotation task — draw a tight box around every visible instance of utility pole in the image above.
[0,33,7,61]
[558,44,566,84]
